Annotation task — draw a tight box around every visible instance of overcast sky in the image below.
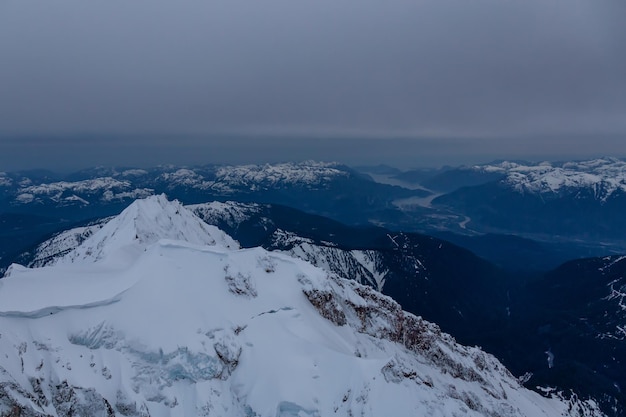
[1,0,625,171]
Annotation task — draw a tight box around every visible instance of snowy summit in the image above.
[55,194,238,265]
[0,196,603,416]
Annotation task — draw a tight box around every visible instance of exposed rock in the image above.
[224,266,257,298]
[302,288,347,326]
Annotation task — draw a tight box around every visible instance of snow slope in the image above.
[0,196,603,417]
[21,218,111,268]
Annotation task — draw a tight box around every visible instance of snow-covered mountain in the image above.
[2,162,406,208]
[13,177,154,207]
[274,231,390,291]
[401,158,626,198]
[429,158,626,240]
[55,194,238,265]
[471,158,626,201]
[15,196,238,268]
[0,196,603,417]
[19,201,508,344]
[0,162,421,236]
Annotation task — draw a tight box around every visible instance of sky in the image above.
[1,0,625,171]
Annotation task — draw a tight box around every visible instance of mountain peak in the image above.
[59,194,238,264]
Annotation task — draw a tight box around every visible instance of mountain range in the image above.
[2,159,626,415]
[4,158,626,272]
[0,162,420,224]
[392,158,626,242]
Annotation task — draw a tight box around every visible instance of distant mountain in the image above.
[2,196,601,417]
[0,172,153,219]
[5,158,626,255]
[431,158,626,241]
[0,161,427,272]
[0,161,424,224]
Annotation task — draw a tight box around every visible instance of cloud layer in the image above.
[1,0,625,169]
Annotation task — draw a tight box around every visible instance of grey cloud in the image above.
[0,0,625,168]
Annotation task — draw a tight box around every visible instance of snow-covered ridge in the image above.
[6,161,353,206]
[0,196,603,416]
[20,201,257,269]
[213,161,348,188]
[269,229,391,291]
[57,194,238,265]
[158,168,210,188]
[0,172,12,187]
[189,201,263,229]
[159,162,350,194]
[24,218,112,268]
[472,158,626,200]
[15,177,153,206]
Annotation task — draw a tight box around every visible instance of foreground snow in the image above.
[0,196,603,416]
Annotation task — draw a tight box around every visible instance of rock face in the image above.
[0,196,604,417]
